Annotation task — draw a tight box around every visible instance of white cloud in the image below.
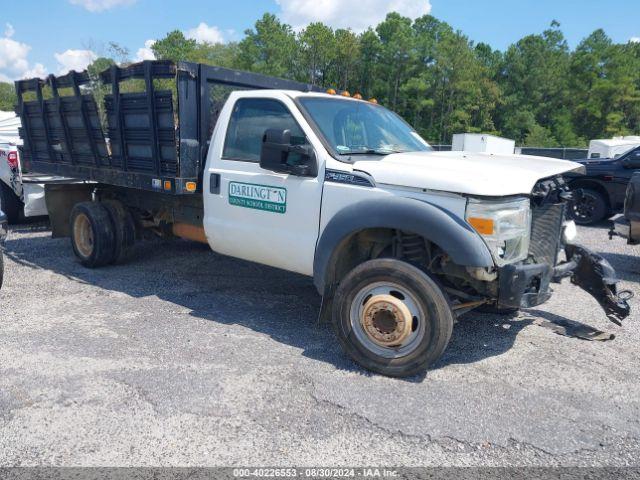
[276,0,431,31]
[22,63,47,79]
[69,0,136,12]
[185,22,225,44]
[135,39,156,61]
[631,37,640,43]
[0,26,47,81]
[54,49,97,74]
[0,38,30,73]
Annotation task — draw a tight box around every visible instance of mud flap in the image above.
[563,244,632,325]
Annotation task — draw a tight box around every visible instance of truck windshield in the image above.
[298,97,432,158]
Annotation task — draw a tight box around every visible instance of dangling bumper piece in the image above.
[560,244,632,326]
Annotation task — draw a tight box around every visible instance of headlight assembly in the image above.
[465,197,532,266]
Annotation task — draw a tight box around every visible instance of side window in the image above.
[223,98,306,163]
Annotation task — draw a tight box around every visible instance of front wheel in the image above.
[332,259,454,377]
[569,188,608,225]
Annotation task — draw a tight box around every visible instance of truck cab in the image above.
[15,61,632,377]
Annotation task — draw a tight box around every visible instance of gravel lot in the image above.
[0,221,639,467]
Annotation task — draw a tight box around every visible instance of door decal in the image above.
[228,181,287,214]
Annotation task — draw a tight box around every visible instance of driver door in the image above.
[204,95,324,276]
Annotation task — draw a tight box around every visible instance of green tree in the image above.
[298,23,335,85]
[570,30,640,141]
[498,21,573,144]
[376,13,416,110]
[87,57,116,78]
[152,31,198,62]
[192,42,240,68]
[331,29,360,91]
[0,83,17,111]
[238,13,298,78]
[355,29,381,98]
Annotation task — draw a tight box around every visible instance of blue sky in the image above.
[1,0,639,82]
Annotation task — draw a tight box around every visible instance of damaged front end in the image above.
[497,177,632,325]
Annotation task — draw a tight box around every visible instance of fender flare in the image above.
[313,197,495,293]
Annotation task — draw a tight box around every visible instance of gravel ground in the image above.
[0,221,638,467]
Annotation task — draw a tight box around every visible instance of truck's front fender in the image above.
[313,197,495,294]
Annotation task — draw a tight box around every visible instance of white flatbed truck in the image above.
[14,61,631,376]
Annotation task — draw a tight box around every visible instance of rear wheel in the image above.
[70,202,115,268]
[0,182,24,224]
[332,258,454,377]
[103,200,137,264]
[569,188,607,225]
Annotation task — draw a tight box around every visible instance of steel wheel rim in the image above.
[349,281,427,359]
[73,213,94,258]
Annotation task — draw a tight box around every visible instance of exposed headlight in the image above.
[465,197,532,266]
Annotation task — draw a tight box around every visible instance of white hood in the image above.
[352,151,585,196]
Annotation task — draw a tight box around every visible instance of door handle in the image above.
[210,173,221,194]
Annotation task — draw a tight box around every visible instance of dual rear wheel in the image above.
[70,201,136,268]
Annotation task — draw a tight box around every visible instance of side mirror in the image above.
[260,129,317,177]
[623,153,640,169]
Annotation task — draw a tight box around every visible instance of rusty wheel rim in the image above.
[349,282,426,359]
[73,213,94,258]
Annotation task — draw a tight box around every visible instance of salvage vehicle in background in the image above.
[14,61,632,377]
[0,113,50,224]
[566,145,640,225]
[610,171,640,245]
[0,141,24,223]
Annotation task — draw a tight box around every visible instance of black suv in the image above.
[610,171,640,244]
[566,146,640,224]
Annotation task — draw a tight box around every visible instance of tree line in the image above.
[2,12,640,147]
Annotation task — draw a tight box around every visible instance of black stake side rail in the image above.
[15,60,321,195]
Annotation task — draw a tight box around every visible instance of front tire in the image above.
[569,188,607,225]
[332,259,454,377]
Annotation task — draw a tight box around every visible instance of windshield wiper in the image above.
[338,148,404,156]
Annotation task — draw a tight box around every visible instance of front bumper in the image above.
[498,263,553,309]
[498,244,631,325]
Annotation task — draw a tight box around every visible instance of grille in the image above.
[529,203,565,266]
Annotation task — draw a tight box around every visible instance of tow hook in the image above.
[562,244,632,325]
